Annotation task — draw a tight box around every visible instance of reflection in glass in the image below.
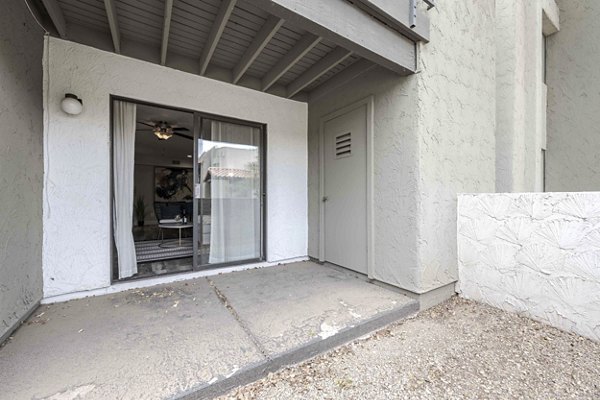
[197,120,261,265]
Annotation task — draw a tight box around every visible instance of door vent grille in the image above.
[335,132,352,158]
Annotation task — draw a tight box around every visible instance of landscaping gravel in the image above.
[219,297,600,400]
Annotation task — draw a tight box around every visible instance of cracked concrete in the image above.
[0,261,415,400]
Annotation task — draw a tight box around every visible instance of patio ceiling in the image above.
[35,0,426,100]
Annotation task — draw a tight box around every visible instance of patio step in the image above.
[175,294,418,399]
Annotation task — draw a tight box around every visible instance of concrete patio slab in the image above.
[0,279,263,400]
[0,261,416,400]
[210,262,412,355]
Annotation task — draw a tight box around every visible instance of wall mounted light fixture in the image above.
[61,93,83,115]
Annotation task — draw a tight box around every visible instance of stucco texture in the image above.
[308,0,496,294]
[43,38,308,298]
[0,1,44,339]
[458,192,600,342]
[546,0,600,191]
[414,0,496,292]
[495,0,548,193]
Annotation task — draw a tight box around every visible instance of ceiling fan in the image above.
[137,120,191,140]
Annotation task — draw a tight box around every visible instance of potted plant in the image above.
[134,194,148,227]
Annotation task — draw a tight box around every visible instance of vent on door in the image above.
[335,132,352,159]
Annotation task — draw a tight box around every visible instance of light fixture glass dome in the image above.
[61,94,83,115]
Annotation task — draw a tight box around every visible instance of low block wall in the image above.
[457,192,600,341]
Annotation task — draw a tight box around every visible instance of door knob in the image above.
[322,196,329,202]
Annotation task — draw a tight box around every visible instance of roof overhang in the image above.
[33,0,432,100]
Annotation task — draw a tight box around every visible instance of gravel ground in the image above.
[219,297,600,400]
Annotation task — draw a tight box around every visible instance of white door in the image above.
[322,103,368,274]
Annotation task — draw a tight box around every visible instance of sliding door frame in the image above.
[109,95,267,282]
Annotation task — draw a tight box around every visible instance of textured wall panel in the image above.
[458,192,600,341]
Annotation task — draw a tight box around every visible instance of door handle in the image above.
[322,196,329,202]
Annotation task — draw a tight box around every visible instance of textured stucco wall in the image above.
[546,1,600,191]
[308,68,421,291]
[458,192,600,342]
[495,0,550,193]
[414,0,497,292]
[307,0,496,294]
[0,1,44,339]
[43,38,307,298]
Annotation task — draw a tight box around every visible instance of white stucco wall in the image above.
[0,0,44,340]
[414,0,497,292]
[546,0,600,191]
[308,67,421,291]
[495,0,554,193]
[307,0,496,295]
[458,192,600,342]
[43,38,308,298]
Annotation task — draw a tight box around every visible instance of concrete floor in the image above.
[0,261,416,400]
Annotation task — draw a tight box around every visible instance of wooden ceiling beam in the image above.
[199,0,237,75]
[286,47,352,98]
[232,15,284,84]
[261,33,321,91]
[160,0,174,65]
[41,0,67,38]
[103,0,121,53]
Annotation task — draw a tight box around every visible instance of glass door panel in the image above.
[193,117,263,269]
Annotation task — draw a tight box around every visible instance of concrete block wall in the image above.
[458,192,600,342]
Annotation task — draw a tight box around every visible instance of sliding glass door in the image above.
[193,116,264,269]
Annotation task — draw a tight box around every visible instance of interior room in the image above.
[112,100,264,281]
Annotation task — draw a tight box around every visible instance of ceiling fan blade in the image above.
[173,131,193,140]
[173,127,190,132]
[137,121,156,128]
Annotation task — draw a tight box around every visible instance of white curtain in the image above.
[113,101,138,278]
[208,121,261,264]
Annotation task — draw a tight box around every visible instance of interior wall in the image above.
[546,0,600,191]
[43,38,308,298]
[0,1,44,339]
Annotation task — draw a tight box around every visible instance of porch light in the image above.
[61,93,83,115]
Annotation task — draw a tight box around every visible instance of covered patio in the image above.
[0,261,416,399]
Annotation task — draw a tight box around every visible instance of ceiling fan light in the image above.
[154,129,172,140]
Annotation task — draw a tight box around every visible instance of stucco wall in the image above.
[458,192,600,342]
[495,0,549,193]
[308,67,421,291]
[307,0,496,295]
[43,38,308,298]
[414,0,497,292]
[0,1,44,339]
[546,0,600,191]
